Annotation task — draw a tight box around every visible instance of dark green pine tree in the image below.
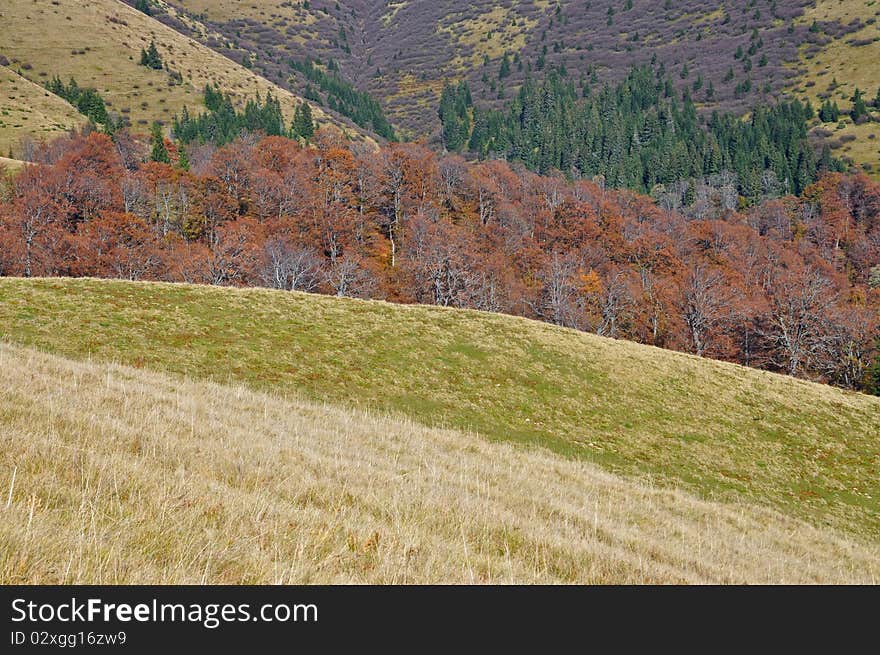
[498,52,511,80]
[140,40,163,70]
[443,65,837,200]
[134,0,151,15]
[850,88,867,122]
[45,76,110,128]
[292,102,315,140]
[150,122,170,163]
[177,145,190,171]
[438,82,473,152]
[818,100,840,123]
[683,181,696,206]
[439,83,462,151]
[204,84,223,111]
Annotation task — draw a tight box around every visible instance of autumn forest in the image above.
[1,128,878,393]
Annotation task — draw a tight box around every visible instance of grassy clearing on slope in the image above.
[0,66,84,157]
[1,343,877,584]
[0,278,879,540]
[173,0,319,28]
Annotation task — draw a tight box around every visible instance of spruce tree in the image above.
[818,100,839,123]
[850,88,867,122]
[177,145,190,171]
[149,122,170,163]
[683,181,696,206]
[870,334,880,396]
[292,102,315,140]
[140,40,163,70]
[499,53,511,80]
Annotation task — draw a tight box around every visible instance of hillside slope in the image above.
[154,0,880,171]
[1,343,877,583]
[0,65,85,156]
[0,0,370,156]
[792,0,880,173]
[1,278,878,541]
[161,1,818,127]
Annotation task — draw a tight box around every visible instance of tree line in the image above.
[1,128,878,394]
[172,84,316,146]
[290,58,396,141]
[45,76,114,132]
[439,66,845,203]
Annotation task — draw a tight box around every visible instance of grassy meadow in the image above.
[1,342,877,584]
[1,278,878,543]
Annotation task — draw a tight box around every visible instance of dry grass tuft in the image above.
[1,343,877,584]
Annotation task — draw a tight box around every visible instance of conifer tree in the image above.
[140,40,163,70]
[440,66,838,201]
[850,88,867,122]
[149,122,170,163]
[870,335,880,396]
[292,102,315,140]
[177,145,190,171]
[499,53,511,80]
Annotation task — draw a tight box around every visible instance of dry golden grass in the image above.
[0,156,28,173]
[0,0,362,148]
[2,278,879,543]
[0,65,84,156]
[381,2,409,27]
[1,342,877,584]
[438,5,539,69]
[822,119,880,172]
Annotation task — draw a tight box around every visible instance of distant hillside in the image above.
[2,278,879,542]
[0,65,84,156]
[0,0,371,157]
[151,0,879,172]
[2,340,877,583]
[791,0,880,173]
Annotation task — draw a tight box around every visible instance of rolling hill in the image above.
[1,278,878,545]
[0,65,85,157]
[0,156,25,170]
[0,0,372,158]
[1,340,877,583]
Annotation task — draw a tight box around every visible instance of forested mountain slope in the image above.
[157,0,878,161]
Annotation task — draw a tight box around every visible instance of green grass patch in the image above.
[1,277,879,539]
